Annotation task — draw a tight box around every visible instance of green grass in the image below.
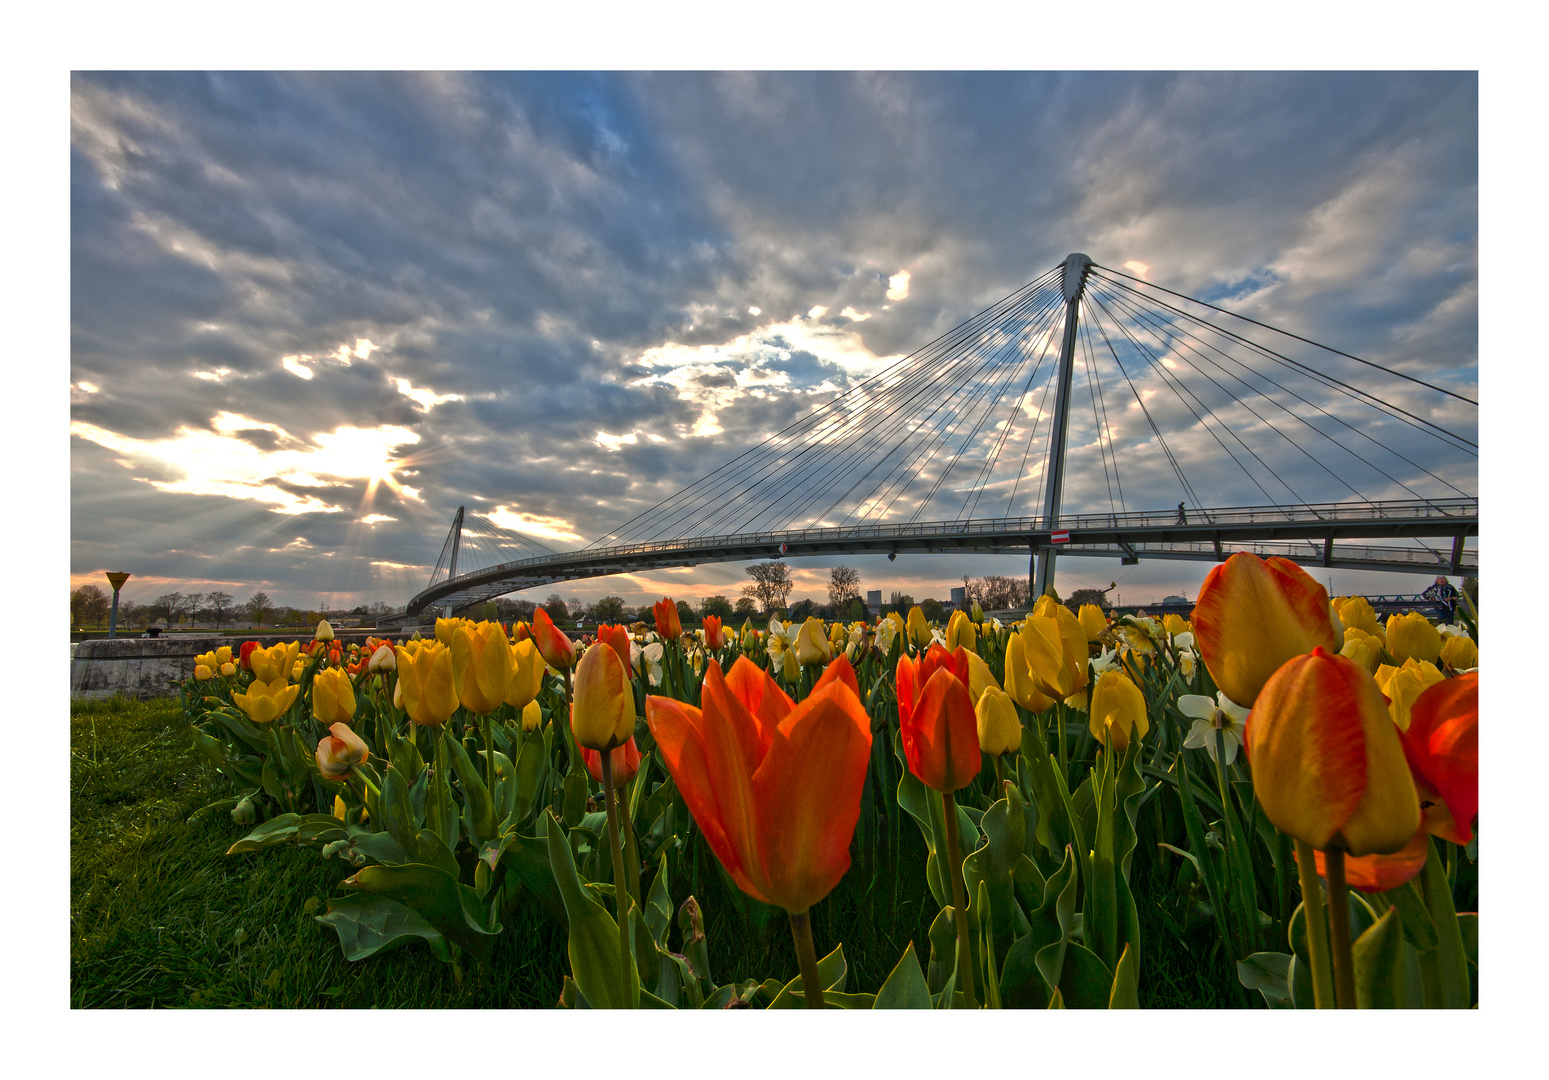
[71,696,1219,1007]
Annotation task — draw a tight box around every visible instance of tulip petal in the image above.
[722,655,790,753]
[812,654,860,701]
[750,681,873,912]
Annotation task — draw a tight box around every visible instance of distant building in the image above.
[949,586,967,610]
[866,589,882,614]
[1160,594,1189,606]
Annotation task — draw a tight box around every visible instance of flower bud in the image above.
[570,637,635,751]
[1088,669,1148,751]
[794,617,832,667]
[976,686,1023,755]
[1386,612,1442,665]
[314,619,335,642]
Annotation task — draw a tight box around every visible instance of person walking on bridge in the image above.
[1176,502,1188,525]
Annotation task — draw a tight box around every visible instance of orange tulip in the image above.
[315,722,369,778]
[1246,647,1419,856]
[653,597,683,640]
[703,615,725,651]
[1193,552,1338,706]
[644,655,872,914]
[1400,672,1478,844]
[595,623,634,677]
[1304,825,1431,892]
[451,620,514,716]
[896,644,979,793]
[532,607,576,671]
[581,736,642,789]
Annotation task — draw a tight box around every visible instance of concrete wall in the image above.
[70,632,396,700]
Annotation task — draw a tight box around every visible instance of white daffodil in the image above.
[1123,614,1164,641]
[989,616,1004,632]
[1176,648,1197,677]
[1090,645,1121,675]
[629,640,645,674]
[874,617,899,655]
[765,617,794,666]
[641,641,665,687]
[1172,631,1195,651]
[1179,691,1250,766]
[1436,623,1471,640]
[930,627,947,647]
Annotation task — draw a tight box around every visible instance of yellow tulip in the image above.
[976,686,1023,755]
[1440,634,1477,670]
[368,644,396,673]
[505,638,546,710]
[1162,613,1191,637]
[887,610,907,645]
[945,609,977,654]
[1334,596,1383,637]
[1003,632,1054,713]
[1088,669,1148,751]
[794,617,833,667]
[248,642,300,685]
[1018,598,1089,700]
[965,649,1001,705]
[906,606,931,650]
[312,665,358,725]
[435,616,469,646]
[1374,659,1445,731]
[194,663,213,681]
[1077,603,1108,642]
[452,620,515,716]
[781,646,801,683]
[571,636,635,751]
[314,619,335,642]
[396,641,459,727]
[234,678,301,724]
[1386,612,1442,665]
[1339,635,1380,674]
[216,645,232,666]
[220,662,236,677]
[521,700,544,732]
[195,650,218,671]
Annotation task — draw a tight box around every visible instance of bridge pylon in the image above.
[1032,253,1093,601]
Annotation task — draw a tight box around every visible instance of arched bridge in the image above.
[397,254,1477,620]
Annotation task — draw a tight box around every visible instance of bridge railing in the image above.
[438,497,1477,584]
[1063,538,1466,568]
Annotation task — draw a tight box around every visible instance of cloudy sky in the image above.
[68,70,1479,613]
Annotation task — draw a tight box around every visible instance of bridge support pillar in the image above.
[1450,533,1465,576]
[1032,253,1091,602]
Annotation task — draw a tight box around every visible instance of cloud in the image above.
[886,270,911,301]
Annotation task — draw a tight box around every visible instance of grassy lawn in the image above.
[71,696,1222,1008]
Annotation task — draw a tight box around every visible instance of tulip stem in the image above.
[1293,839,1335,1010]
[993,754,1005,797]
[1323,847,1357,1008]
[621,775,642,912]
[348,765,381,800]
[600,750,635,1005]
[787,909,825,1009]
[480,715,497,805]
[942,791,980,1008]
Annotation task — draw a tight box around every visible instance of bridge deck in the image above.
[399,497,1476,618]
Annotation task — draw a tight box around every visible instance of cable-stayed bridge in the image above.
[398,254,1477,620]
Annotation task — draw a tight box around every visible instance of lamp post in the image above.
[105,572,130,639]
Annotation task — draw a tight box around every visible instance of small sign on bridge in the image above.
[1051,530,1070,544]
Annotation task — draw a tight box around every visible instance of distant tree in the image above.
[495,598,536,624]
[71,584,110,628]
[789,598,815,622]
[966,575,1029,613]
[743,561,794,614]
[589,596,628,624]
[700,595,734,619]
[182,592,206,627]
[675,599,696,628]
[475,601,499,621]
[920,598,944,623]
[543,594,570,624]
[149,592,184,628]
[567,597,583,619]
[207,591,234,629]
[1065,586,1113,614]
[887,591,915,615]
[827,566,861,610]
[734,596,758,619]
[841,597,867,622]
[246,591,275,627]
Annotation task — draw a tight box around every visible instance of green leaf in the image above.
[643,852,674,952]
[1000,845,1078,1008]
[1056,942,1112,1009]
[444,733,496,847]
[1420,836,1472,1007]
[873,943,932,1009]
[224,813,302,854]
[1108,941,1139,1008]
[378,765,460,879]
[1457,913,1478,968]
[315,893,452,962]
[509,729,551,826]
[925,905,957,995]
[766,943,847,1008]
[543,808,639,1009]
[563,765,590,829]
[1352,905,1404,1009]
[1374,880,1439,954]
[341,862,502,961]
[1237,952,1294,1008]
